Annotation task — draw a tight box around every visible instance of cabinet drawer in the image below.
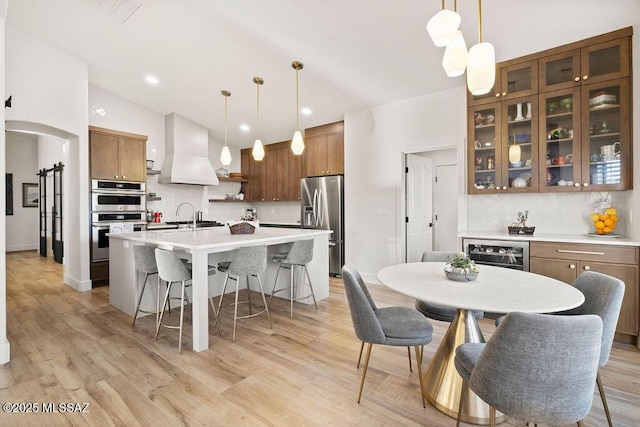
[530,241,638,264]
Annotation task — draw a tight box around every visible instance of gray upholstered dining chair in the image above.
[217,245,272,342]
[415,251,484,322]
[342,263,434,407]
[454,312,603,427]
[555,271,625,427]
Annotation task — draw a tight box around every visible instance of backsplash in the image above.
[467,191,630,236]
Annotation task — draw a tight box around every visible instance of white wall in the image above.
[5,132,38,251]
[346,22,640,283]
[5,26,89,292]
[0,0,9,364]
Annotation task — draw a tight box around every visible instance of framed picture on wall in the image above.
[6,173,13,215]
[22,182,38,207]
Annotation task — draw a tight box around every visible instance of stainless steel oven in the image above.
[91,179,146,212]
[91,212,147,261]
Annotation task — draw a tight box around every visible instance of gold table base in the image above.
[423,309,505,425]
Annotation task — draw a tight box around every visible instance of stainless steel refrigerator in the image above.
[301,175,344,276]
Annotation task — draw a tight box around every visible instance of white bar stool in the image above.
[268,239,317,318]
[217,245,272,342]
[155,248,222,353]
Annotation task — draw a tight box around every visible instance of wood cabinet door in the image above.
[119,137,146,182]
[289,149,303,201]
[326,133,344,175]
[499,60,538,101]
[241,149,250,199]
[264,146,278,201]
[539,49,581,93]
[530,257,578,285]
[275,146,290,201]
[581,261,638,337]
[90,132,120,180]
[247,156,265,202]
[305,134,327,177]
[580,37,630,85]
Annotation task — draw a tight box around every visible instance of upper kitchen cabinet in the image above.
[304,121,344,177]
[265,142,292,202]
[89,126,147,182]
[539,28,631,93]
[243,148,266,202]
[467,60,537,106]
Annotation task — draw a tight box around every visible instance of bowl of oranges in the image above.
[590,207,619,235]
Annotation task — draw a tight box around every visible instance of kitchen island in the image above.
[109,226,331,351]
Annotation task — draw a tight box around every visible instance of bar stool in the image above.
[217,245,272,342]
[132,245,163,328]
[155,248,222,353]
[268,239,317,318]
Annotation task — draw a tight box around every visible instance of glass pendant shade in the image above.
[252,139,265,161]
[442,30,468,77]
[466,42,496,95]
[291,130,305,155]
[508,144,521,163]
[220,145,232,166]
[426,9,461,47]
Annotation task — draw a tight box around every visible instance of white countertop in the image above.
[459,231,640,246]
[109,226,331,252]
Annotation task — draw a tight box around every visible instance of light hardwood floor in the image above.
[1,251,639,426]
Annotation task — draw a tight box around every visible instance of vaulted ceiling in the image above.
[6,0,638,147]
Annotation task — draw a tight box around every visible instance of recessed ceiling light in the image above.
[301,107,312,115]
[145,75,159,85]
[240,124,250,132]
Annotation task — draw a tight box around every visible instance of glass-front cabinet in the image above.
[468,104,502,194]
[539,88,581,191]
[539,37,629,93]
[582,78,631,191]
[502,96,538,192]
[499,61,538,100]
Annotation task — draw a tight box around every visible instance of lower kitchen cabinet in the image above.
[530,241,639,342]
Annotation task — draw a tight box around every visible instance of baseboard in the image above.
[6,244,38,252]
[64,274,92,292]
[0,339,10,364]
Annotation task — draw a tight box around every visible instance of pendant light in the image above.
[220,90,232,166]
[466,0,496,95]
[252,77,265,161]
[291,61,305,155]
[426,0,461,47]
[442,30,467,77]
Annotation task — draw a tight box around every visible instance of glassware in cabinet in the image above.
[539,88,581,191]
[468,105,501,193]
[582,79,630,190]
[502,96,538,192]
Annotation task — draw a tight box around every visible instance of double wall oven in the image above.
[90,180,146,265]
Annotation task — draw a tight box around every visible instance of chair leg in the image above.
[245,275,253,315]
[155,281,173,339]
[414,345,425,408]
[357,341,365,368]
[255,275,273,329]
[132,273,149,327]
[232,276,241,342]
[596,372,613,427]
[268,264,282,308]
[577,422,584,427]
[208,284,223,336]
[407,347,412,372]
[217,274,230,314]
[456,379,467,427]
[303,265,318,309]
[177,280,186,353]
[357,342,373,403]
[489,406,495,427]
[290,264,295,318]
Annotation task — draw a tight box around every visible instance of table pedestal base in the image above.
[423,309,505,425]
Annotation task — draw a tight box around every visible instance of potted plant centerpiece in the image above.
[444,252,479,282]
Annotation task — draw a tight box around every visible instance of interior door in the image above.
[52,163,63,264]
[406,154,433,263]
[434,164,458,252]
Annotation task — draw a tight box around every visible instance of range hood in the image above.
[159,113,219,186]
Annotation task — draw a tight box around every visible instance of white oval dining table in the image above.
[377,262,585,425]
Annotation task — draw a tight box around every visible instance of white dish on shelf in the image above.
[586,232,623,238]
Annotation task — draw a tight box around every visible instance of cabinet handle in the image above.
[582,75,589,80]
[584,265,591,271]
[495,93,500,98]
[495,187,501,191]
[114,175,119,179]
[574,76,580,82]
[569,264,576,269]
[272,198,276,201]
[502,91,507,96]
[502,186,507,190]
[583,182,589,187]
[122,176,126,179]
[574,182,580,187]
[557,249,605,256]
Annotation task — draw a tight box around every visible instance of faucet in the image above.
[176,202,196,230]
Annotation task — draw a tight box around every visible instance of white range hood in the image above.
[159,113,219,186]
